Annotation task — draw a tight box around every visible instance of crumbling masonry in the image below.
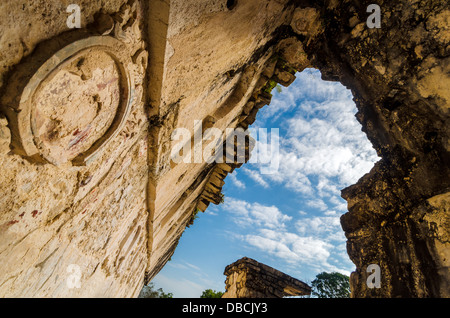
[222,257,312,298]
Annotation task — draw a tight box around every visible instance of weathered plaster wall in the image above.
[0,0,149,297]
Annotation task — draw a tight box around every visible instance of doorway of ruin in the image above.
[151,68,380,297]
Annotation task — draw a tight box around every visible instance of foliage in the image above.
[138,283,173,298]
[218,192,225,204]
[311,272,350,298]
[200,289,224,298]
[264,80,278,94]
[187,208,201,228]
[192,207,201,220]
[275,84,283,93]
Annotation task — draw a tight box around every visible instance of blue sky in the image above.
[152,69,380,298]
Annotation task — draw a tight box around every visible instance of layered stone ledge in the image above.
[222,257,311,298]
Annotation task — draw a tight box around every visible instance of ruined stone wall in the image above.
[0,0,149,297]
[306,0,450,297]
[222,257,311,298]
[0,0,448,298]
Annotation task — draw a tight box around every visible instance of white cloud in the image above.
[296,216,345,243]
[306,199,328,211]
[242,167,270,188]
[245,233,300,262]
[316,177,338,195]
[223,198,292,229]
[329,196,347,212]
[244,229,339,273]
[221,198,350,274]
[205,210,218,216]
[261,69,352,122]
[246,68,379,209]
[227,171,246,189]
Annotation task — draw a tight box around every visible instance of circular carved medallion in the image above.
[9,36,132,165]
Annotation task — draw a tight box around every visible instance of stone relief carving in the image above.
[1,0,146,166]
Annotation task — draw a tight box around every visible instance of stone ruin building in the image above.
[222,257,312,298]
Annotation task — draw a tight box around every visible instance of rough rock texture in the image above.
[144,0,298,282]
[312,1,450,297]
[0,0,149,297]
[0,0,448,297]
[222,257,311,298]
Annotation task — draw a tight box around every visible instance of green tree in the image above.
[200,289,224,298]
[311,272,350,298]
[138,283,173,298]
[275,84,283,93]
